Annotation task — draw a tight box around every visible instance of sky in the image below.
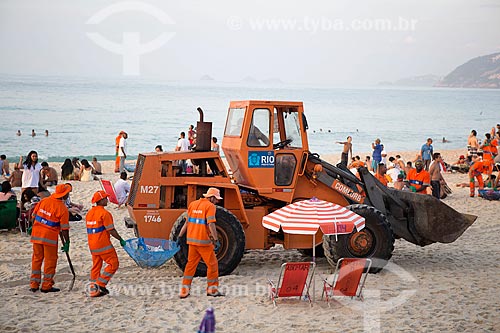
[1,0,500,85]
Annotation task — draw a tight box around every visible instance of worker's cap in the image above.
[52,184,71,199]
[459,155,465,159]
[397,173,404,179]
[92,190,109,204]
[203,187,222,200]
[415,160,424,167]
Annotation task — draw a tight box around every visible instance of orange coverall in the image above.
[180,198,219,296]
[469,161,485,197]
[86,205,119,296]
[30,197,70,290]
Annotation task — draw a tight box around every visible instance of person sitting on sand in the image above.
[65,183,84,221]
[451,155,469,174]
[0,154,10,177]
[91,157,102,175]
[393,173,405,190]
[41,162,58,186]
[61,159,74,180]
[114,171,130,207]
[72,157,81,180]
[79,159,96,182]
[7,164,22,187]
[0,181,17,202]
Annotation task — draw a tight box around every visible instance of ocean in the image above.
[1,75,499,163]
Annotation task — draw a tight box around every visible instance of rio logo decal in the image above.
[248,151,274,168]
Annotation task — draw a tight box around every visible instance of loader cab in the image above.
[222,101,309,201]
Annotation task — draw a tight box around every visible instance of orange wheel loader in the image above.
[124,101,476,275]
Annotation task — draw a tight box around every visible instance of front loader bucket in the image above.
[391,189,477,244]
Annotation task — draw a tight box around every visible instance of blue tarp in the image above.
[123,238,180,268]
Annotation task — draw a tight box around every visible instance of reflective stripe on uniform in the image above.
[207,278,218,283]
[105,224,115,230]
[186,238,211,245]
[188,217,207,225]
[183,275,193,280]
[207,286,218,290]
[98,277,109,285]
[31,236,58,245]
[206,215,215,221]
[87,226,106,234]
[409,179,423,185]
[102,271,113,278]
[44,273,55,278]
[90,244,114,253]
[35,215,60,228]
[31,278,41,282]
[32,270,41,275]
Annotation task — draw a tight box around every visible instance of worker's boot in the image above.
[179,287,190,299]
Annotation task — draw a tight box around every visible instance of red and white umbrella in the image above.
[262,198,365,241]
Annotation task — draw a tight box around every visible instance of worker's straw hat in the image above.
[203,187,222,200]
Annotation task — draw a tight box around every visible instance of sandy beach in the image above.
[0,148,499,332]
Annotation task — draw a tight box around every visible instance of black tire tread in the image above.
[322,204,394,273]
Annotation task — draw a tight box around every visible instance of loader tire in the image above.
[322,204,394,273]
[170,206,246,277]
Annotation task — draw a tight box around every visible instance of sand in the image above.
[0,149,499,333]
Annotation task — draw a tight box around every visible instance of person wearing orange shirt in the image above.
[406,160,431,194]
[29,183,71,293]
[375,163,388,186]
[86,190,126,297]
[114,131,124,173]
[177,187,223,299]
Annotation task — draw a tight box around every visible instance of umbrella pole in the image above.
[312,235,315,302]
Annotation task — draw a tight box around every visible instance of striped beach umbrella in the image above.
[262,197,365,241]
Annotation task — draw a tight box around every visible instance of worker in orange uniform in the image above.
[469,157,485,197]
[30,183,71,293]
[374,163,388,186]
[178,187,223,299]
[114,131,124,173]
[406,160,431,194]
[86,190,126,297]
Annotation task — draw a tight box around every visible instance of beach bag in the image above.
[123,238,180,268]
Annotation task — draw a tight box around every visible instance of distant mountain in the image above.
[379,74,441,87]
[200,74,214,81]
[240,76,284,85]
[436,52,500,88]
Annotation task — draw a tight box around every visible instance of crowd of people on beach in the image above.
[339,123,499,199]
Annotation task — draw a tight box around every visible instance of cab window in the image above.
[247,108,271,147]
[275,154,296,186]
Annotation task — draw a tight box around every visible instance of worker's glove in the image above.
[61,240,70,253]
[120,239,127,247]
[409,185,417,193]
[27,226,32,236]
[213,240,221,253]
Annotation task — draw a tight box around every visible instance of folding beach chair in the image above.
[322,258,372,305]
[0,200,17,230]
[99,179,120,206]
[268,261,316,307]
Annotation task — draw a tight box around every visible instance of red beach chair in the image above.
[99,179,120,206]
[268,261,316,307]
[322,258,371,305]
